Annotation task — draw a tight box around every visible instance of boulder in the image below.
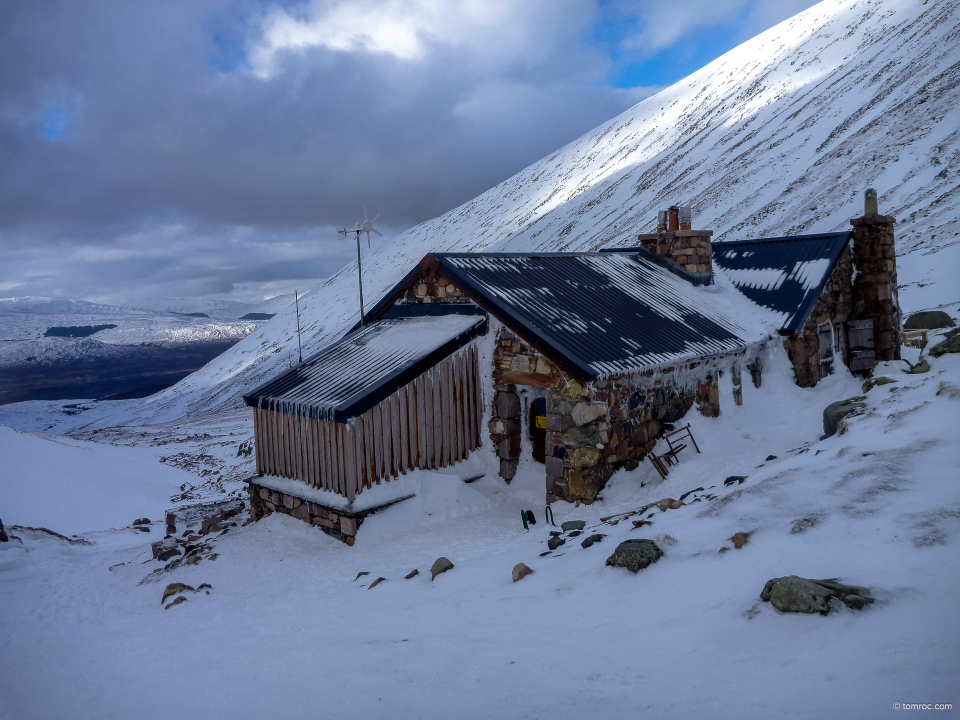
[658,498,685,512]
[862,376,896,393]
[161,582,194,605]
[581,533,604,548]
[547,535,566,551]
[903,310,955,330]
[605,539,663,573]
[430,557,454,581]
[905,359,930,374]
[822,397,867,437]
[724,476,747,486]
[164,596,188,610]
[560,520,585,532]
[133,518,151,526]
[760,576,875,615]
[930,328,960,357]
[512,563,534,582]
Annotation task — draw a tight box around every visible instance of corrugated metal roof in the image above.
[243,312,486,422]
[434,252,772,379]
[711,231,850,333]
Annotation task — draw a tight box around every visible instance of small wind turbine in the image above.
[338,206,382,327]
[359,205,382,248]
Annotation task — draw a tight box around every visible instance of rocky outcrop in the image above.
[823,397,867,437]
[605,539,663,573]
[760,576,874,614]
[430,557,454,581]
[512,563,534,582]
[904,311,955,330]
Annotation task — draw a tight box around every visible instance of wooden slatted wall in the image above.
[251,344,483,502]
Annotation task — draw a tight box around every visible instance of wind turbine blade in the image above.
[364,204,368,221]
[372,229,383,237]
[371,213,380,223]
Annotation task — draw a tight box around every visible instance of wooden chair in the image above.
[647,451,670,480]
[664,423,700,459]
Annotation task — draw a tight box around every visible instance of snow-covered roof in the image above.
[243,310,486,422]
[422,252,777,379]
[712,232,851,333]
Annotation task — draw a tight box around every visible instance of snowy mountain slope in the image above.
[90,0,960,427]
[1,346,958,719]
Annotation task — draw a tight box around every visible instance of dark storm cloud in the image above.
[0,0,817,303]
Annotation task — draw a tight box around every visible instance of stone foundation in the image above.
[247,481,367,545]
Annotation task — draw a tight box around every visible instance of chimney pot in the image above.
[656,210,667,233]
[679,206,692,231]
[668,206,679,232]
[864,188,878,217]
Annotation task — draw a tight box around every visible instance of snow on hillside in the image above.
[87,0,959,429]
[1,344,957,719]
[0,425,202,535]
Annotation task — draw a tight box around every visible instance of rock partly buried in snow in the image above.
[862,376,896,392]
[658,498,685,512]
[548,535,566,551]
[430,557,454,581]
[404,569,419,579]
[605,539,663,573]
[581,533,605,548]
[561,520,585,532]
[930,328,960,357]
[760,576,875,615]
[822,397,867,437]
[0,517,7,543]
[724,476,747,486]
[161,582,194,605]
[730,532,751,549]
[164,595,188,610]
[368,577,386,589]
[512,563,534,582]
[905,359,930,374]
[904,310,956,330]
[133,518,151,526]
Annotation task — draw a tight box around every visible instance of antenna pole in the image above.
[356,230,365,326]
[295,290,303,363]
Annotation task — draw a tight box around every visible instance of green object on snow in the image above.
[521,510,529,531]
[545,505,556,527]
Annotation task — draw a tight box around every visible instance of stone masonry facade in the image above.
[248,481,363,545]
[782,245,854,388]
[850,213,900,362]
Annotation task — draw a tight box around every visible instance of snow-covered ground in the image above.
[1,344,958,719]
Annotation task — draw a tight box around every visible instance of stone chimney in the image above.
[637,205,713,284]
[850,188,901,361]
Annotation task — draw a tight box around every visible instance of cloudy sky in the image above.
[0,0,817,305]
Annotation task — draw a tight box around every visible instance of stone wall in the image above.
[248,481,362,545]
[850,213,900,362]
[544,371,705,504]
[782,245,854,388]
[489,327,563,481]
[400,266,474,305]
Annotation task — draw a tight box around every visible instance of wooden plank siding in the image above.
[249,345,483,501]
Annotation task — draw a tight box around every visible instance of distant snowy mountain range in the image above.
[0,294,292,367]
[41,0,960,426]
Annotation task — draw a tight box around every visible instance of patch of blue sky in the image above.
[591,3,753,89]
[41,105,71,141]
